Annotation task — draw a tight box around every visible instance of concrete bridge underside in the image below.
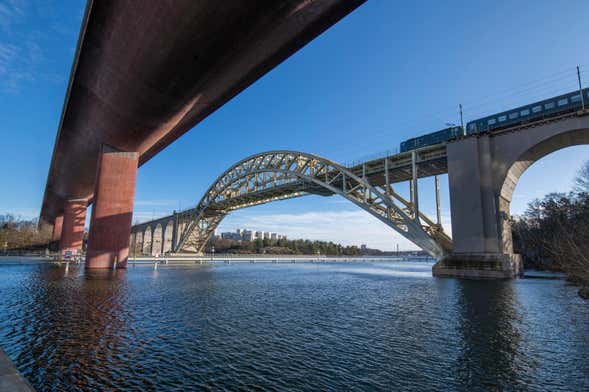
[41,0,366,268]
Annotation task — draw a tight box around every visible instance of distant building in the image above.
[243,230,254,241]
[218,228,287,242]
[221,232,241,241]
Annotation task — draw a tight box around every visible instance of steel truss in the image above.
[175,151,452,258]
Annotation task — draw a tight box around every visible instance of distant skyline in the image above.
[1,0,589,250]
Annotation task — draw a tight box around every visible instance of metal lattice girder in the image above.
[176,151,452,257]
[175,151,452,257]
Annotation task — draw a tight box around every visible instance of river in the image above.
[0,260,587,391]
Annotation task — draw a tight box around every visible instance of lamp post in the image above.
[577,65,585,111]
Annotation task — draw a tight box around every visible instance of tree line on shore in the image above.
[0,215,50,251]
[512,160,589,296]
[205,237,364,256]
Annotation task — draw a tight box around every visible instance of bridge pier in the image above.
[433,135,522,279]
[51,215,63,243]
[435,116,589,278]
[59,199,87,256]
[86,146,138,269]
[434,253,522,279]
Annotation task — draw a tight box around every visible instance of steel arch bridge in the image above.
[131,151,453,258]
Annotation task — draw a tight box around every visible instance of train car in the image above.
[466,88,589,135]
[400,126,463,153]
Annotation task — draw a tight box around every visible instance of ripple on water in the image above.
[0,261,586,391]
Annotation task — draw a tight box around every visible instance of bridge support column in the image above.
[170,212,179,253]
[86,146,138,269]
[51,215,63,242]
[59,199,87,255]
[433,136,522,279]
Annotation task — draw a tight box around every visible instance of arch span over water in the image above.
[132,151,452,258]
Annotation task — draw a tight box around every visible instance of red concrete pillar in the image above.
[86,146,138,269]
[52,215,63,242]
[59,199,87,255]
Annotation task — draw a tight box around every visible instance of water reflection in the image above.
[0,262,586,391]
[454,280,530,390]
[12,266,136,390]
[83,268,128,281]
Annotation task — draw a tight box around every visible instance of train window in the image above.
[520,109,530,116]
[571,94,581,103]
[508,112,519,119]
[532,105,542,113]
[545,102,555,109]
[487,118,496,125]
[468,123,476,131]
[558,98,568,106]
[498,115,507,122]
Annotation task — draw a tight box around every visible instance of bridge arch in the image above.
[152,224,163,256]
[133,231,143,257]
[493,120,589,254]
[142,226,152,255]
[175,151,452,257]
[163,220,174,254]
[128,232,135,259]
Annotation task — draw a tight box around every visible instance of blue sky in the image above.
[1,0,589,250]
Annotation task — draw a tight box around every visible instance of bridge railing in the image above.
[343,148,399,169]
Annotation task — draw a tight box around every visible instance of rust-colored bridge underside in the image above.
[41,0,365,224]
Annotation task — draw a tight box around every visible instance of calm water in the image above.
[0,260,587,391]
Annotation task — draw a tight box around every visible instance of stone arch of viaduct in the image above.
[435,114,589,278]
[131,218,175,257]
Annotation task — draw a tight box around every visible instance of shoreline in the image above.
[0,347,34,391]
[0,255,433,266]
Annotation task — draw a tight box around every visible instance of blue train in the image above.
[399,88,589,153]
[400,126,463,152]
